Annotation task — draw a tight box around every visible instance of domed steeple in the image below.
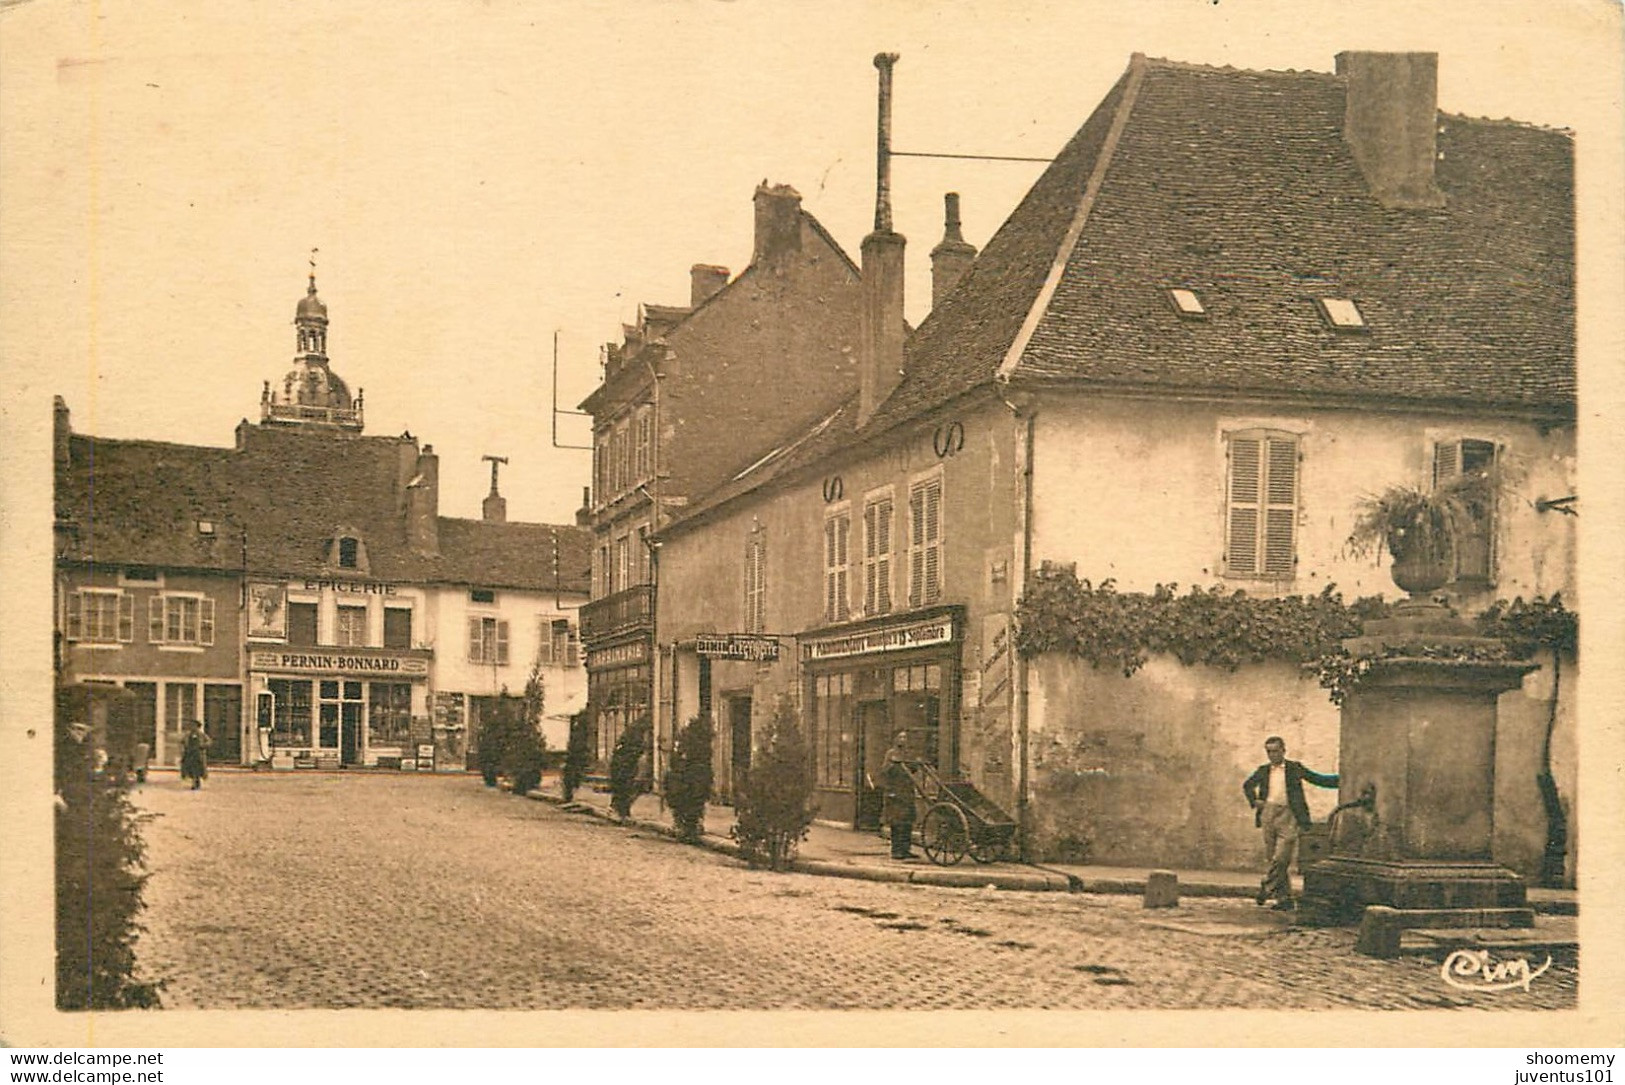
[261,262,364,433]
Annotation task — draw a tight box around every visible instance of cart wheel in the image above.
[921,803,970,866]
[969,838,1007,865]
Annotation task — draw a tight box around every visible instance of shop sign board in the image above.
[694,633,781,662]
[803,614,955,661]
[250,650,429,677]
[417,744,436,771]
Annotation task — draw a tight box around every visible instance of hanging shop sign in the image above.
[694,633,781,662]
[803,614,956,662]
[250,650,429,677]
[247,584,288,639]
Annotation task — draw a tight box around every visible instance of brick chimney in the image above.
[691,264,730,308]
[575,486,592,527]
[929,192,977,309]
[406,444,440,553]
[54,396,71,474]
[858,53,907,429]
[752,182,803,268]
[482,492,507,523]
[1336,51,1445,209]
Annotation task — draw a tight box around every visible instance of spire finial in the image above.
[308,247,319,292]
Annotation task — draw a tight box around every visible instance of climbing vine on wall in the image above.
[1014,568,1382,677]
[1016,567,1578,707]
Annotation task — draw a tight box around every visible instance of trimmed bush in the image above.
[55,687,161,1009]
[608,717,651,821]
[665,714,714,842]
[561,711,592,802]
[731,700,817,871]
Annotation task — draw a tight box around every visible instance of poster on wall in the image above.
[247,583,288,640]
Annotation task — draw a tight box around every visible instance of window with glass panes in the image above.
[814,673,854,788]
[66,589,133,643]
[148,594,214,646]
[892,664,943,767]
[468,616,510,665]
[336,605,368,647]
[368,683,412,745]
[267,679,312,746]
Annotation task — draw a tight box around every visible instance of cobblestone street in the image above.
[132,772,1576,1011]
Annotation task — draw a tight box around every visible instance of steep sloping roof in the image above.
[664,53,1575,534]
[874,55,1573,430]
[57,423,589,593]
[436,518,591,593]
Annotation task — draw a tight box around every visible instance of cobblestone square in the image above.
[131,772,1577,1011]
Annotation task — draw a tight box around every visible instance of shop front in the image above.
[801,605,964,829]
[585,636,652,769]
[249,647,431,769]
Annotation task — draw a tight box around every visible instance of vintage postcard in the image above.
[2,0,1621,1055]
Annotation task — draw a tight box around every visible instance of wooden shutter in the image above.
[835,515,849,620]
[66,591,82,641]
[824,518,838,621]
[200,599,215,646]
[496,621,510,665]
[908,485,925,606]
[1433,440,1462,487]
[150,596,166,643]
[468,617,483,662]
[118,594,134,642]
[1227,433,1297,577]
[923,479,942,603]
[875,498,892,613]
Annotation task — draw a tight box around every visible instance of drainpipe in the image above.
[1000,384,1036,861]
[643,350,665,788]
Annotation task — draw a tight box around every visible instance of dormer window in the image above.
[327,531,368,573]
[338,536,360,569]
[1167,288,1208,319]
[196,519,217,536]
[1315,297,1367,331]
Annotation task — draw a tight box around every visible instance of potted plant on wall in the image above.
[1345,473,1494,599]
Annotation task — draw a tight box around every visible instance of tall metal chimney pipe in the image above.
[873,52,899,233]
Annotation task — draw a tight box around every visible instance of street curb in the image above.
[522,789,1580,913]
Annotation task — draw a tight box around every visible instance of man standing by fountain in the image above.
[1243,736,1338,910]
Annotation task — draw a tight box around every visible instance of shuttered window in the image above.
[1225,431,1299,579]
[908,474,944,607]
[744,530,767,634]
[147,594,215,645]
[824,510,851,623]
[65,589,133,643]
[468,617,510,665]
[863,495,894,616]
[1433,438,1497,581]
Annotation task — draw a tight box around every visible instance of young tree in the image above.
[731,698,818,871]
[665,713,714,842]
[608,716,651,821]
[561,710,592,802]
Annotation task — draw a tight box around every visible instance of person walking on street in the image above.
[1242,735,1337,909]
[180,719,210,790]
[881,731,919,861]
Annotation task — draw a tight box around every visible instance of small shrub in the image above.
[561,711,592,802]
[608,717,651,820]
[665,714,715,842]
[505,661,548,796]
[55,687,161,1009]
[731,700,817,871]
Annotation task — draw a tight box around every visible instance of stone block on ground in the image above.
[1144,869,1179,908]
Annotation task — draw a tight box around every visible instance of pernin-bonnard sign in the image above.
[250,650,430,677]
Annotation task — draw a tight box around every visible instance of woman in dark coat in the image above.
[179,720,209,790]
[881,731,918,860]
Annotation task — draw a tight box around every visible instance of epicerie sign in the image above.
[251,650,429,677]
[803,616,954,661]
[302,579,400,596]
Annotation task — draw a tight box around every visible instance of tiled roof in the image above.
[435,517,591,593]
[873,55,1574,429]
[665,54,1575,533]
[57,423,589,593]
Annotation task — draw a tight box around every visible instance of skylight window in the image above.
[1317,297,1367,331]
[1167,288,1207,319]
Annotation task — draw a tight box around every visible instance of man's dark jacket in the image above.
[1242,760,1339,828]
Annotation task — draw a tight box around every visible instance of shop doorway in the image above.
[341,702,363,766]
[854,699,890,831]
[728,696,752,784]
[203,684,241,764]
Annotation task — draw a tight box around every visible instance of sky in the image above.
[1,0,1619,526]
